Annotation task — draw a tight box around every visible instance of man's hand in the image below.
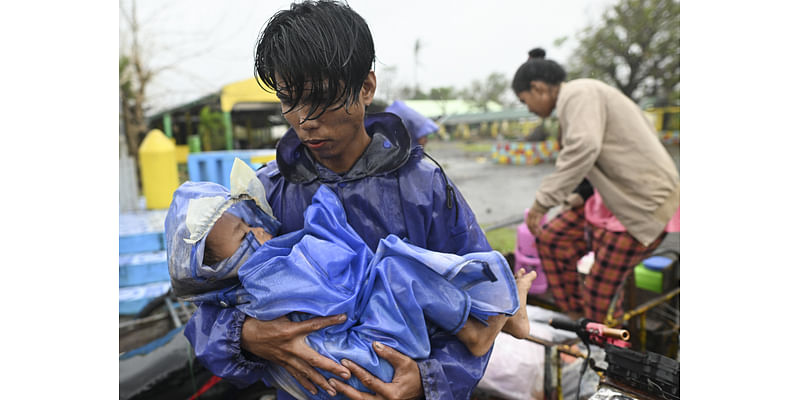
[526,206,546,237]
[241,314,350,397]
[328,342,423,400]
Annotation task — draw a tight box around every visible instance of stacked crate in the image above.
[119,209,170,315]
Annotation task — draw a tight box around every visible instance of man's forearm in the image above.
[184,303,266,387]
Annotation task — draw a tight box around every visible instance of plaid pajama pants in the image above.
[535,205,666,322]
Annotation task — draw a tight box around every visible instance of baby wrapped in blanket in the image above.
[165,159,534,400]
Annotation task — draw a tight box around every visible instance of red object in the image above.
[188,375,223,400]
[585,322,631,348]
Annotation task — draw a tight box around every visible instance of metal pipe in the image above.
[639,313,647,352]
[605,287,680,327]
[525,334,584,400]
[178,300,193,322]
[119,312,169,330]
[601,326,630,341]
[165,298,182,328]
[625,288,680,320]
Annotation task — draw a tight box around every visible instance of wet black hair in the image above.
[512,48,566,94]
[254,0,375,122]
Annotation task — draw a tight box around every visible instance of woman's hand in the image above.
[526,207,546,237]
[329,342,423,400]
[241,314,351,397]
[563,193,585,209]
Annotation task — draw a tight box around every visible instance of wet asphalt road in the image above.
[423,140,554,229]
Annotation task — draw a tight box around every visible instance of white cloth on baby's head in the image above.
[165,157,281,299]
[183,158,275,244]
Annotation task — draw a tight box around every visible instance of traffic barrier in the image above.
[492,132,678,166]
[659,130,680,145]
[492,139,559,165]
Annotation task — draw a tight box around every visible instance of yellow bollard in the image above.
[138,129,179,209]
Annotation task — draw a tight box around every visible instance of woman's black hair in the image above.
[512,47,566,94]
[254,0,375,122]
[528,47,546,60]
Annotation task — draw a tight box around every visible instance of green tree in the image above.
[428,86,457,100]
[460,72,512,111]
[394,85,428,100]
[120,0,170,156]
[119,55,138,158]
[566,0,679,104]
[198,106,226,151]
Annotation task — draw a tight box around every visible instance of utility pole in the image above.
[413,38,423,97]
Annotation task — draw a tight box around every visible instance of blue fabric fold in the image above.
[234,185,518,399]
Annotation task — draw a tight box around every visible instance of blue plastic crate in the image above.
[119,232,165,254]
[119,281,171,315]
[119,251,169,287]
[187,150,276,188]
[187,151,247,188]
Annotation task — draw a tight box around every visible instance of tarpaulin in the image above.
[166,159,519,400]
[235,185,518,399]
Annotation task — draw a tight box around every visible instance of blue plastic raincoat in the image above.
[384,100,439,141]
[181,113,498,400]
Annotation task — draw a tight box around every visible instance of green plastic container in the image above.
[634,264,663,293]
[634,256,675,293]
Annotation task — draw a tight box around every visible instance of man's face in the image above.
[279,72,377,173]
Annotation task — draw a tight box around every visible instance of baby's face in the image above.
[206,212,273,261]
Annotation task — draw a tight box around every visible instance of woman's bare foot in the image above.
[501,268,537,339]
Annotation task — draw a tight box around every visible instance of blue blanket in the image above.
[167,180,518,400]
[235,186,518,399]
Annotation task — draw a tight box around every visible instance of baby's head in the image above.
[204,211,274,266]
[164,158,281,299]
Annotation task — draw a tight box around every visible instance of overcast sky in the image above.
[121,0,617,113]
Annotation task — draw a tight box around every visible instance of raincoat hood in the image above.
[276,112,412,183]
[165,158,281,298]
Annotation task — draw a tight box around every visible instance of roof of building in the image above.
[438,108,539,125]
[400,99,503,118]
